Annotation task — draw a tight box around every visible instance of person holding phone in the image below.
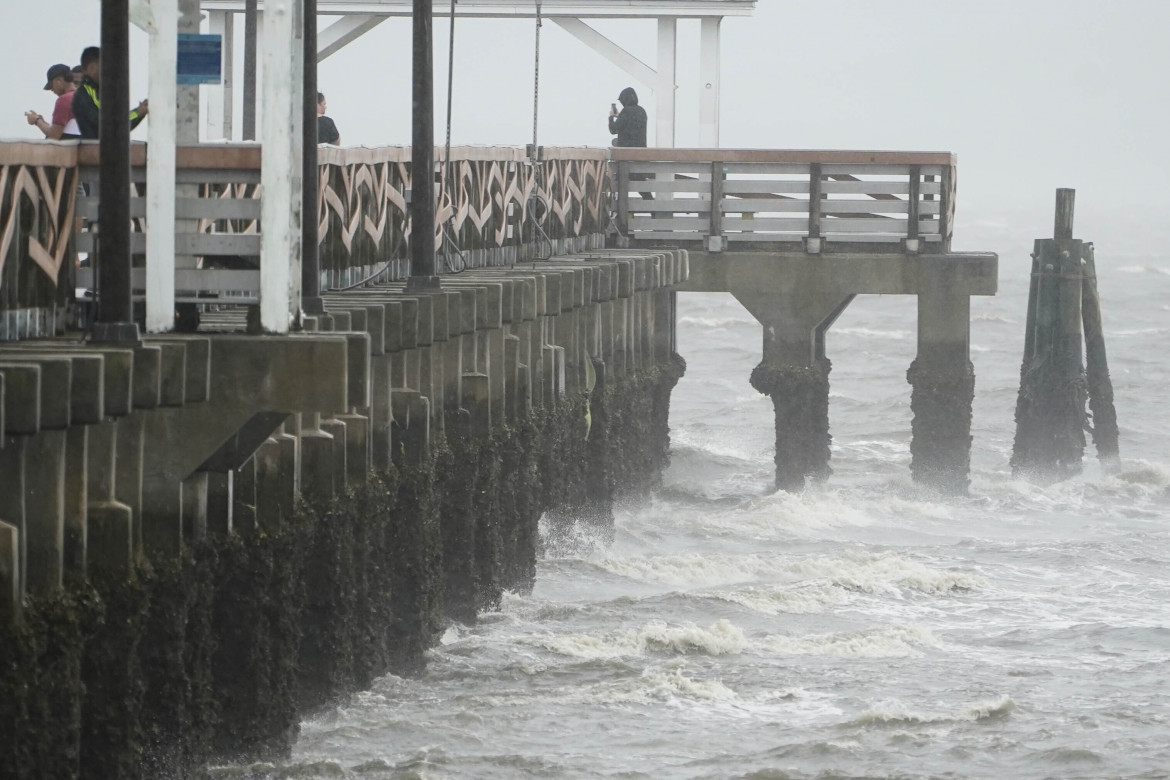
[607,87,646,148]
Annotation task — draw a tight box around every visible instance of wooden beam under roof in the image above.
[200,0,756,18]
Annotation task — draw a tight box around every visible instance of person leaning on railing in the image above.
[71,45,148,140]
[25,63,80,140]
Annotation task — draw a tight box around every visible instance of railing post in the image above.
[905,164,921,253]
[805,162,822,254]
[706,160,724,252]
[301,0,324,315]
[94,0,140,344]
[616,161,630,244]
[407,0,440,291]
[940,161,954,252]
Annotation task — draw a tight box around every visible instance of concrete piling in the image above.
[0,249,690,778]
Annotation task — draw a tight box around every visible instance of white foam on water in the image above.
[833,326,912,340]
[591,549,981,599]
[563,665,740,706]
[850,694,1014,726]
[758,624,940,659]
[784,551,983,596]
[524,618,747,660]
[715,582,852,615]
[677,315,755,329]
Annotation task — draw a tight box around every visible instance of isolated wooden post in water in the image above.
[1010,188,1119,479]
[1081,242,1120,461]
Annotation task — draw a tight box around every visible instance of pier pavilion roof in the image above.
[200,0,756,18]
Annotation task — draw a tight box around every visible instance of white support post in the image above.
[318,14,386,61]
[146,0,178,333]
[260,0,303,333]
[206,10,229,140]
[699,16,722,147]
[553,17,658,88]
[656,18,676,148]
[223,12,235,139]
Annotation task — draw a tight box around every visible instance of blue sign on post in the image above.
[177,34,222,85]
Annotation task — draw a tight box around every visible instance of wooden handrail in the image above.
[609,148,956,166]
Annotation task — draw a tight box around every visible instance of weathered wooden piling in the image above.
[1081,242,1120,462]
[1012,189,1119,478]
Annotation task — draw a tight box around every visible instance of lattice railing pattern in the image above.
[315,146,610,274]
[0,144,77,325]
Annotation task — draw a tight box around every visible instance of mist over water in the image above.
[218,246,1170,779]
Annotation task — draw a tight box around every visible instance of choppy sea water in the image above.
[223,250,1170,779]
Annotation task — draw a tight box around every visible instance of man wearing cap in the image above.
[25,63,80,140]
[72,45,149,140]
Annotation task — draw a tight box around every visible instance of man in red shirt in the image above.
[25,63,80,140]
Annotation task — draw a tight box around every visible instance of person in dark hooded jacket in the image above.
[608,87,652,203]
[608,87,647,148]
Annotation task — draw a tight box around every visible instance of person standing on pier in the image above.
[608,87,647,148]
[608,87,652,203]
[25,63,80,140]
[317,92,340,146]
[72,46,149,140]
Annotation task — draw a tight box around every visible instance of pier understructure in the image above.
[612,148,997,492]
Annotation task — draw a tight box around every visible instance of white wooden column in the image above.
[206,10,235,140]
[146,0,178,333]
[699,16,722,147]
[260,0,303,333]
[656,18,676,147]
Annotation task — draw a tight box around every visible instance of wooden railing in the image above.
[0,141,958,340]
[0,143,78,340]
[611,149,956,252]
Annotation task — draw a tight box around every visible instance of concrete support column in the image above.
[0,521,19,621]
[87,421,133,578]
[23,430,66,594]
[254,428,299,530]
[181,471,208,542]
[320,417,348,492]
[736,290,851,492]
[116,413,145,558]
[653,290,674,361]
[750,359,832,492]
[370,354,393,472]
[205,470,233,536]
[335,413,370,485]
[63,426,88,581]
[441,336,462,431]
[487,328,505,426]
[300,413,336,506]
[254,437,283,531]
[390,390,430,469]
[233,458,257,534]
[909,281,974,494]
[0,436,26,602]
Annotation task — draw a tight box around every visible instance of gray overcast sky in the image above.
[3,0,1168,259]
